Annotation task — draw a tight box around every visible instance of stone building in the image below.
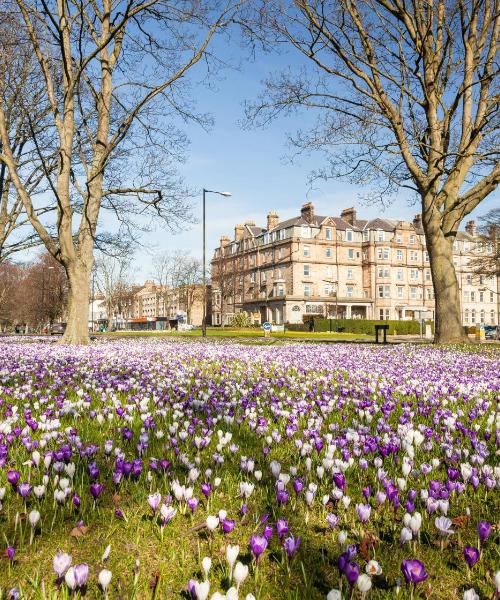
[210,202,498,327]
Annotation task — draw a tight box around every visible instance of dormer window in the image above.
[301,225,312,238]
[325,227,332,240]
[346,229,353,241]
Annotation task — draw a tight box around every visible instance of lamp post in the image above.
[202,188,232,337]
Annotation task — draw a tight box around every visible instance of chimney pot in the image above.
[465,220,477,236]
[340,207,356,225]
[234,224,244,241]
[301,202,315,223]
[267,211,279,231]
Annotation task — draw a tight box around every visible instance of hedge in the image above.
[287,318,434,335]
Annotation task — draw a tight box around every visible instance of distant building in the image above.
[89,281,206,330]
[210,202,498,326]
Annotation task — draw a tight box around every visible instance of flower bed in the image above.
[0,339,498,599]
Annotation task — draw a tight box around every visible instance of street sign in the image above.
[262,322,272,331]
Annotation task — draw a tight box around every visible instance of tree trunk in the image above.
[60,262,91,344]
[424,219,468,344]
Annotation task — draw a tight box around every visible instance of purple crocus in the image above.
[463,546,480,568]
[401,559,428,584]
[344,561,359,586]
[250,534,268,561]
[7,471,20,486]
[332,473,346,492]
[201,482,211,499]
[17,482,32,498]
[276,518,289,539]
[6,546,15,562]
[477,521,491,546]
[222,518,235,534]
[90,483,103,499]
[263,524,273,540]
[283,534,301,559]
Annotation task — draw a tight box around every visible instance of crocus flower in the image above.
[327,514,340,529]
[276,518,289,539]
[366,560,382,576]
[73,563,89,587]
[233,561,249,589]
[6,546,15,562]
[250,534,268,560]
[435,515,453,535]
[90,483,103,499]
[401,559,428,584]
[53,551,72,578]
[344,561,359,586]
[283,534,301,558]
[356,503,371,523]
[7,471,20,486]
[463,547,480,568]
[148,492,161,513]
[477,521,491,546]
[222,518,235,534]
[98,569,112,591]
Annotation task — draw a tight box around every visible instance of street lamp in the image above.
[202,188,232,338]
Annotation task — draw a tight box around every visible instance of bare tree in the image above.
[0,260,22,330]
[246,0,499,343]
[0,7,54,263]
[175,255,204,323]
[469,209,500,280]
[0,0,243,344]
[95,250,135,328]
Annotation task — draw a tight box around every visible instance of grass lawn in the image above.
[97,328,370,342]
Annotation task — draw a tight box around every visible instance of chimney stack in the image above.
[244,220,255,226]
[341,207,357,225]
[465,220,477,237]
[234,224,244,241]
[267,211,279,231]
[220,235,231,247]
[301,202,315,223]
[413,213,422,228]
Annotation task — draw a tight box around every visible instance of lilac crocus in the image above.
[477,521,491,546]
[327,514,340,529]
[356,503,371,523]
[276,518,289,539]
[6,546,15,562]
[401,559,428,584]
[17,482,32,498]
[73,563,89,587]
[283,534,301,559]
[250,534,268,561]
[148,492,161,513]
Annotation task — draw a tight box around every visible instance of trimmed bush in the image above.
[307,318,434,335]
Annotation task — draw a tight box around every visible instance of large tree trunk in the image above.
[61,262,91,344]
[424,216,468,344]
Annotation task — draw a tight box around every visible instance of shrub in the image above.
[230,312,251,328]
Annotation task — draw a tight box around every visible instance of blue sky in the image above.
[130,36,499,282]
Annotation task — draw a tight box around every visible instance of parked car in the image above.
[50,322,66,335]
[484,325,499,340]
